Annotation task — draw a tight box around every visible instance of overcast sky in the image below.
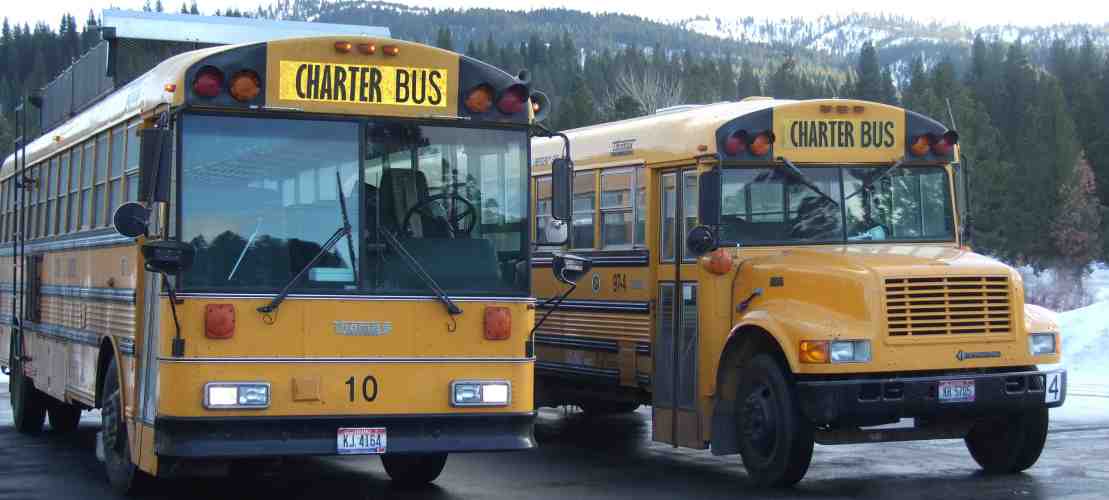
[6,0,1109,30]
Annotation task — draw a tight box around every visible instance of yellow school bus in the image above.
[530,98,1066,486]
[0,30,573,493]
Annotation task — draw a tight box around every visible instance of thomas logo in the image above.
[956,350,1001,361]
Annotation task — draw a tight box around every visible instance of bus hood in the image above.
[766,244,1011,277]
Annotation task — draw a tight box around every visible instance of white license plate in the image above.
[337,427,386,455]
[1045,372,1062,404]
[939,379,975,403]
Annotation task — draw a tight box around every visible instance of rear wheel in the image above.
[580,401,640,416]
[101,356,154,495]
[48,401,83,433]
[735,354,814,487]
[965,407,1049,473]
[10,331,46,435]
[381,453,448,485]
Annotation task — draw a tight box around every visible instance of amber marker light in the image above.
[357,43,376,55]
[164,83,177,92]
[229,70,262,102]
[383,45,400,56]
[748,131,773,157]
[484,307,511,340]
[800,340,830,364]
[334,40,353,53]
[464,84,494,113]
[910,134,933,157]
[702,248,733,275]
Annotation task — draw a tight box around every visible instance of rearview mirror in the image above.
[698,168,721,226]
[141,240,195,275]
[551,157,572,222]
[552,253,591,285]
[138,127,172,203]
[686,225,718,257]
[543,218,569,246]
[112,202,151,238]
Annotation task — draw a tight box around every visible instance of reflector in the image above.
[192,66,223,98]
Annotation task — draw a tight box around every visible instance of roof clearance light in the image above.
[383,45,400,56]
[910,134,933,157]
[334,41,353,53]
[192,66,223,98]
[229,70,262,102]
[464,84,494,113]
[357,43,376,55]
[748,131,774,157]
[725,130,748,156]
[497,84,528,115]
[164,83,177,93]
[931,130,959,156]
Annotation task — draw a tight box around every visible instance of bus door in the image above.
[653,168,704,449]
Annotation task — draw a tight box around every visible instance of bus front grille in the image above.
[884,276,1011,337]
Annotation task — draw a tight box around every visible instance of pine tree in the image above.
[1051,156,1102,286]
[736,59,761,98]
[435,26,452,51]
[854,41,883,102]
[190,1,200,15]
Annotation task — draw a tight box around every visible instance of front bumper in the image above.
[796,369,1066,427]
[154,412,535,458]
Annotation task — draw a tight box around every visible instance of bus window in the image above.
[682,171,698,261]
[844,166,953,241]
[661,172,677,261]
[572,171,595,249]
[635,167,646,246]
[534,176,554,245]
[601,168,634,249]
[719,167,841,244]
[109,126,125,218]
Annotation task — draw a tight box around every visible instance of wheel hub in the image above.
[741,384,777,458]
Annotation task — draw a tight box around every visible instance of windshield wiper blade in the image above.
[776,156,839,206]
[844,158,905,202]
[227,217,262,280]
[258,173,355,314]
[377,228,463,316]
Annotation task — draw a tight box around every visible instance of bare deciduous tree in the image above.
[607,65,684,116]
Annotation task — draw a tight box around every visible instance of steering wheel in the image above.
[403,194,477,237]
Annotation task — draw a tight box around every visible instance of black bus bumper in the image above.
[796,369,1066,427]
[154,412,536,458]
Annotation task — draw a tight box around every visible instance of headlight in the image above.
[451,380,511,406]
[204,382,270,409]
[1029,333,1057,356]
[801,340,871,363]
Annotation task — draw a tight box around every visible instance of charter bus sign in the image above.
[279,60,448,107]
[773,102,906,163]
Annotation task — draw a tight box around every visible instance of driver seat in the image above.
[378,168,449,238]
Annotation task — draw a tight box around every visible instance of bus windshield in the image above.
[719,165,954,245]
[180,114,529,296]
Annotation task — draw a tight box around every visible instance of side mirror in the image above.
[138,127,172,203]
[552,253,591,285]
[698,168,721,226]
[543,218,569,246]
[686,225,718,257]
[112,202,151,238]
[141,240,195,275]
[551,157,573,222]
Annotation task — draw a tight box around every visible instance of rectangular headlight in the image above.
[450,380,511,407]
[204,382,270,409]
[1029,333,1057,356]
[830,340,871,363]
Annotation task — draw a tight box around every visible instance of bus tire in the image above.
[10,331,46,435]
[101,357,154,495]
[735,353,814,487]
[581,401,640,415]
[965,407,1049,473]
[48,401,83,433]
[381,453,448,485]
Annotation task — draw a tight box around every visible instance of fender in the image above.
[96,336,127,410]
[724,310,798,372]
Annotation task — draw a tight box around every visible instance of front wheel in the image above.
[10,331,46,435]
[965,407,1049,473]
[736,354,814,487]
[101,357,155,495]
[381,453,448,485]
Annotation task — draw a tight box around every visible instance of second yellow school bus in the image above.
[530,98,1065,486]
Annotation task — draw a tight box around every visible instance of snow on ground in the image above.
[1059,299,1109,385]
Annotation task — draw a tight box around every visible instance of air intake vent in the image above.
[885,276,1011,337]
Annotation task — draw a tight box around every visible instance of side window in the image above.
[125,120,140,202]
[635,167,646,246]
[79,140,94,230]
[682,170,698,262]
[534,175,553,245]
[571,170,595,249]
[661,172,677,261]
[600,168,634,249]
[69,146,82,232]
[94,132,109,227]
[109,125,125,222]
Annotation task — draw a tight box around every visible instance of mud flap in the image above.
[710,398,739,455]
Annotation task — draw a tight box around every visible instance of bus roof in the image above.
[530,97,940,172]
[102,9,389,45]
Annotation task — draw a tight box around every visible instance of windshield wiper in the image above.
[776,157,839,206]
[377,228,463,316]
[844,158,905,202]
[258,172,355,314]
[227,217,262,280]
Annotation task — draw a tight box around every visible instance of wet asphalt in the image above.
[2,381,1108,500]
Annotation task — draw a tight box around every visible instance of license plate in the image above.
[337,427,386,455]
[939,379,975,403]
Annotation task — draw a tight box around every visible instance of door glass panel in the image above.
[654,283,675,408]
[682,171,698,261]
[678,283,698,409]
[661,173,677,262]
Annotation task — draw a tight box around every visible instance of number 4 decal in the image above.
[1045,373,1062,404]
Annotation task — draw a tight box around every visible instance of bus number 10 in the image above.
[345,375,379,402]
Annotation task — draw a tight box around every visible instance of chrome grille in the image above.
[885,276,1011,336]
